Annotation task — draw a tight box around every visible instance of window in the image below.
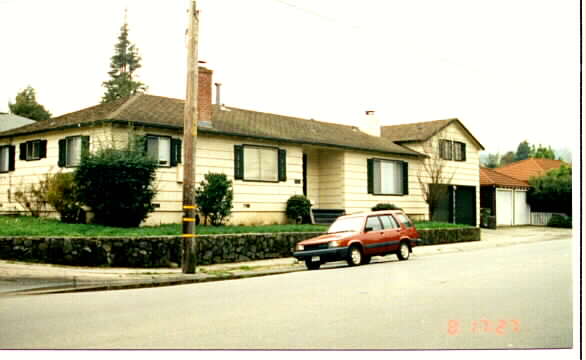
[367,159,408,196]
[440,140,466,161]
[20,140,47,161]
[58,136,89,167]
[379,215,399,229]
[145,135,182,167]
[0,145,15,173]
[234,145,287,182]
[365,216,383,231]
[395,213,413,228]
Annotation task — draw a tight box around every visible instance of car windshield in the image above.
[327,216,364,234]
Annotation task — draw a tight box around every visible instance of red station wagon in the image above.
[293,210,421,270]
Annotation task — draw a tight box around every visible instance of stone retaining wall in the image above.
[0,228,480,268]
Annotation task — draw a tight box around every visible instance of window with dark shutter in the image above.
[8,146,15,172]
[58,139,66,167]
[278,149,287,182]
[170,139,182,166]
[0,145,15,172]
[368,158,408,196]
[19,143,26,161]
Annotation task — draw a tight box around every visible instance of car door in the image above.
[378,214,402,253]
[361,215,384,255]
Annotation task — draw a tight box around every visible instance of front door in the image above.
[455,186,476,226]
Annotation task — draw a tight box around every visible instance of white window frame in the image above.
[372,159,404,195]
[243,145,278,182]
[146,135,171,167]
[0,146,9,172]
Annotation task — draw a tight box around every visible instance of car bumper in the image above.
[293,247,349,262]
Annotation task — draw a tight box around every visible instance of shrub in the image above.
[74,143,158,227]
[194,173,233,226]
[371,203,402,211]
[286,195,312,224]
[46,172,85,224]
[547,214,572,228]
[13,177,49,217]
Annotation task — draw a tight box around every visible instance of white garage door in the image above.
[514,190,530,225]
[496,189,513,226]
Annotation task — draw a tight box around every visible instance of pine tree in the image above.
[8,86,52,121]
[101,17,146,103]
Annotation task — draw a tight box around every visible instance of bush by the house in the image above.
[194,173,233,226]
[74,143,158,227]
[528,165,572,216]
[547,214,572,228]
[371,203,402,211]
[13,176,49,217]
[286,195,312,224]
[46,172,85,224]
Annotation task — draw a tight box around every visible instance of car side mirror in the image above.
[364,226,373,232]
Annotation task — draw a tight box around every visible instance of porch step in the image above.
[311,208,346,225]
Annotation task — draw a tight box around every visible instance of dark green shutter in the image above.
[170,139,182,166]
[367,158,374,194]
[8,146,15,171]
[278,149,287,182]
[58,139,66,167]
[19,143,26,161]
[439,140,445,160]
[402,161,409,195]
[143,136,149,156]
[81,136,90,158]
[39,140,47,159]
[234,145,244,180]
[461,143,467,161]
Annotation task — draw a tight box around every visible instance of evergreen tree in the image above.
[500,151,515,166]
[514,140,531,161]
[8,86,52,121]
[531,144,556,159]
[101,18,146,103]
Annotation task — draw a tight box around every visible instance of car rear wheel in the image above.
[305,259,321,270]
[347,245,363,266]
[397,241,410,261]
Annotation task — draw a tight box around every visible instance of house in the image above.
[381,119,485,226]
[479,167,531,226]
[0,67,484,226]
[0,113,36,132]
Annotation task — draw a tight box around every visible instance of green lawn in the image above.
[0,216,468,237]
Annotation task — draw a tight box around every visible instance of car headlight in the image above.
[295,244,304,251]
[328,240,341,248]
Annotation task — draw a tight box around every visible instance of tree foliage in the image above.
[500,151,516,166]
[46,172,85,224]
[530,144,556,159]
[74,137,158,227]
[528,165,572,216]
[194,173,234,226]
[8,86,52,121]
[514,140,531,161]
[101,19,146,103]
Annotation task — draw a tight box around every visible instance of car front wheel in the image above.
[397,242,410,261]
[305,259,321,270]
[347,245,363,266]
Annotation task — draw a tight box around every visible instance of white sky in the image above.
[0,0,580,156]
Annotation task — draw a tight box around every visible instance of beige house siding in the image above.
[303,148,320,208]
[342,151,428,220]
[317,150,344,209]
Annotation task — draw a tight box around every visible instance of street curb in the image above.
[2,267,307,296]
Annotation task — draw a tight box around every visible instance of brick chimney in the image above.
[198,66,213,124]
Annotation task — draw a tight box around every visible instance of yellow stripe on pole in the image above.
[183,218,196,222]
[181,234,197,238]
[183,205,197,209]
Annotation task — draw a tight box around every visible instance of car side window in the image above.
[365,216,382,231]
[380,215,400,229]
[378,215,397,229]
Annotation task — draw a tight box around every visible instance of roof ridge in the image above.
[108,93,144,119]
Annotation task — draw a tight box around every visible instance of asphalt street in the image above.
[0,236,573,350]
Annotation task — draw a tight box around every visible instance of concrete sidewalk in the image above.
[0,227,572,296]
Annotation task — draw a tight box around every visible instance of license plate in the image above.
[311,256,320,262]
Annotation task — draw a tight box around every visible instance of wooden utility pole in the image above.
[182,0,199,274]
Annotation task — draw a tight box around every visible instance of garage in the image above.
[480,167,532,227]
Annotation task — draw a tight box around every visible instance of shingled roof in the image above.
[381,118,484,150]
[494,158,568,183]
[480,167,530,188]
[0,94,423,158]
